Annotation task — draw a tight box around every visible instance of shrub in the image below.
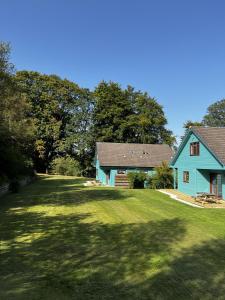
[127,172,147,189]
[50,156,80,176]
[9,178,20,193]
[0,174,9,186]
[150,161,174,189]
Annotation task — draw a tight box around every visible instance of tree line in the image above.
[0,42,174,181]
[1,41,224,182]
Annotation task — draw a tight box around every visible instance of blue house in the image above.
[170,127,225,199]
[96,142,173,187]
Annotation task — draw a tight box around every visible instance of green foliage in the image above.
[127,172,147,189]
[15,71,93,174]
[203,99,225,127]
[92,81,175,146]
[0,41,35,181]
[92,81,133,142]
[50,156,80,176]
[181,120,203,141]
[0,175,8,185]
[9,178,20,193]
[125,87,175,145]
[150,161,174,189]
[183,120,203,129]
[1,42,175,179]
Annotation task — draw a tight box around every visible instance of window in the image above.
[183,171,189,183]
[190,142,200,156]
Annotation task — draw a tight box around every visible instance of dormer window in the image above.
[190,142,200,156]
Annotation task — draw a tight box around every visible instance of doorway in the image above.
[105,170,110,185]
[210,173,222,198]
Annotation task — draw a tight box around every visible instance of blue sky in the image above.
[1,0,225,141]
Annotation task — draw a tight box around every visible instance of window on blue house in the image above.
[190,142,200,156]
[183,171,189,183]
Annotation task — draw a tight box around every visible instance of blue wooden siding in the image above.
[196,169,210,194]
[173,133,223,170]
[171,132,225,199]
[96,159,107,185]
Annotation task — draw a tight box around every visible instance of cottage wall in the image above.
[172,132,225,198]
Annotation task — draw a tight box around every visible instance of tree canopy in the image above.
[183,120,203,129]
[15,71,93,174]
[0,42,34,180]
[203,99,225,127]
[1,41,175,180]
[92,81,174,146]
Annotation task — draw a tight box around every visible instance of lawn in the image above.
[1,175,225,299]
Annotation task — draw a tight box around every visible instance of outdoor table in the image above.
[196,192,220,204]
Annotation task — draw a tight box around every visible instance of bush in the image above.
[127,172,147,189]
[50,156,80,176]
[0,174,9,186]
[149,161,174,189]
[9,178,20,193]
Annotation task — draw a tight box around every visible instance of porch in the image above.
[196,169,225,200]
[173,168,225,200]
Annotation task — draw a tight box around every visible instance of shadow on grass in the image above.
[2,176,225,299]
[0,203,186,299]
[0,176,130,210]
[147,238,225,299]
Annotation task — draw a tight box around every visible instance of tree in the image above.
[181,120,203,140]
[92,81,133,142]
[63,86,94,175]
[15,71,93,174]
[125,87,174,145]
[203,99,225,127]
[0,42,34,180]
[92,81,175,146]
[183,120,203,129]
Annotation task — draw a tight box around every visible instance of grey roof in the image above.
[96,142,173,167]
[192,127,225,165]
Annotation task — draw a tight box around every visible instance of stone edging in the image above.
[158,190,203,208]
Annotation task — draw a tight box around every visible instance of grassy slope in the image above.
[1,175,225,299]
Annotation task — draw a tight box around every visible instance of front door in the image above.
[210,173,222,197]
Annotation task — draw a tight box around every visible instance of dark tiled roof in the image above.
[192,127,225,165]
[96,142,173,167]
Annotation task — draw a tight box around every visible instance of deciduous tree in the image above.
[203,99,225,127]
[92,81,175,146]
[15,71,93,174]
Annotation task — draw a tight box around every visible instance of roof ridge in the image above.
[96,142,170,146]
[192,126,225,129]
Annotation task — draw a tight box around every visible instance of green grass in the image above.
[1,175,225,299]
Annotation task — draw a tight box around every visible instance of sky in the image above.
[1,0,225,141]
